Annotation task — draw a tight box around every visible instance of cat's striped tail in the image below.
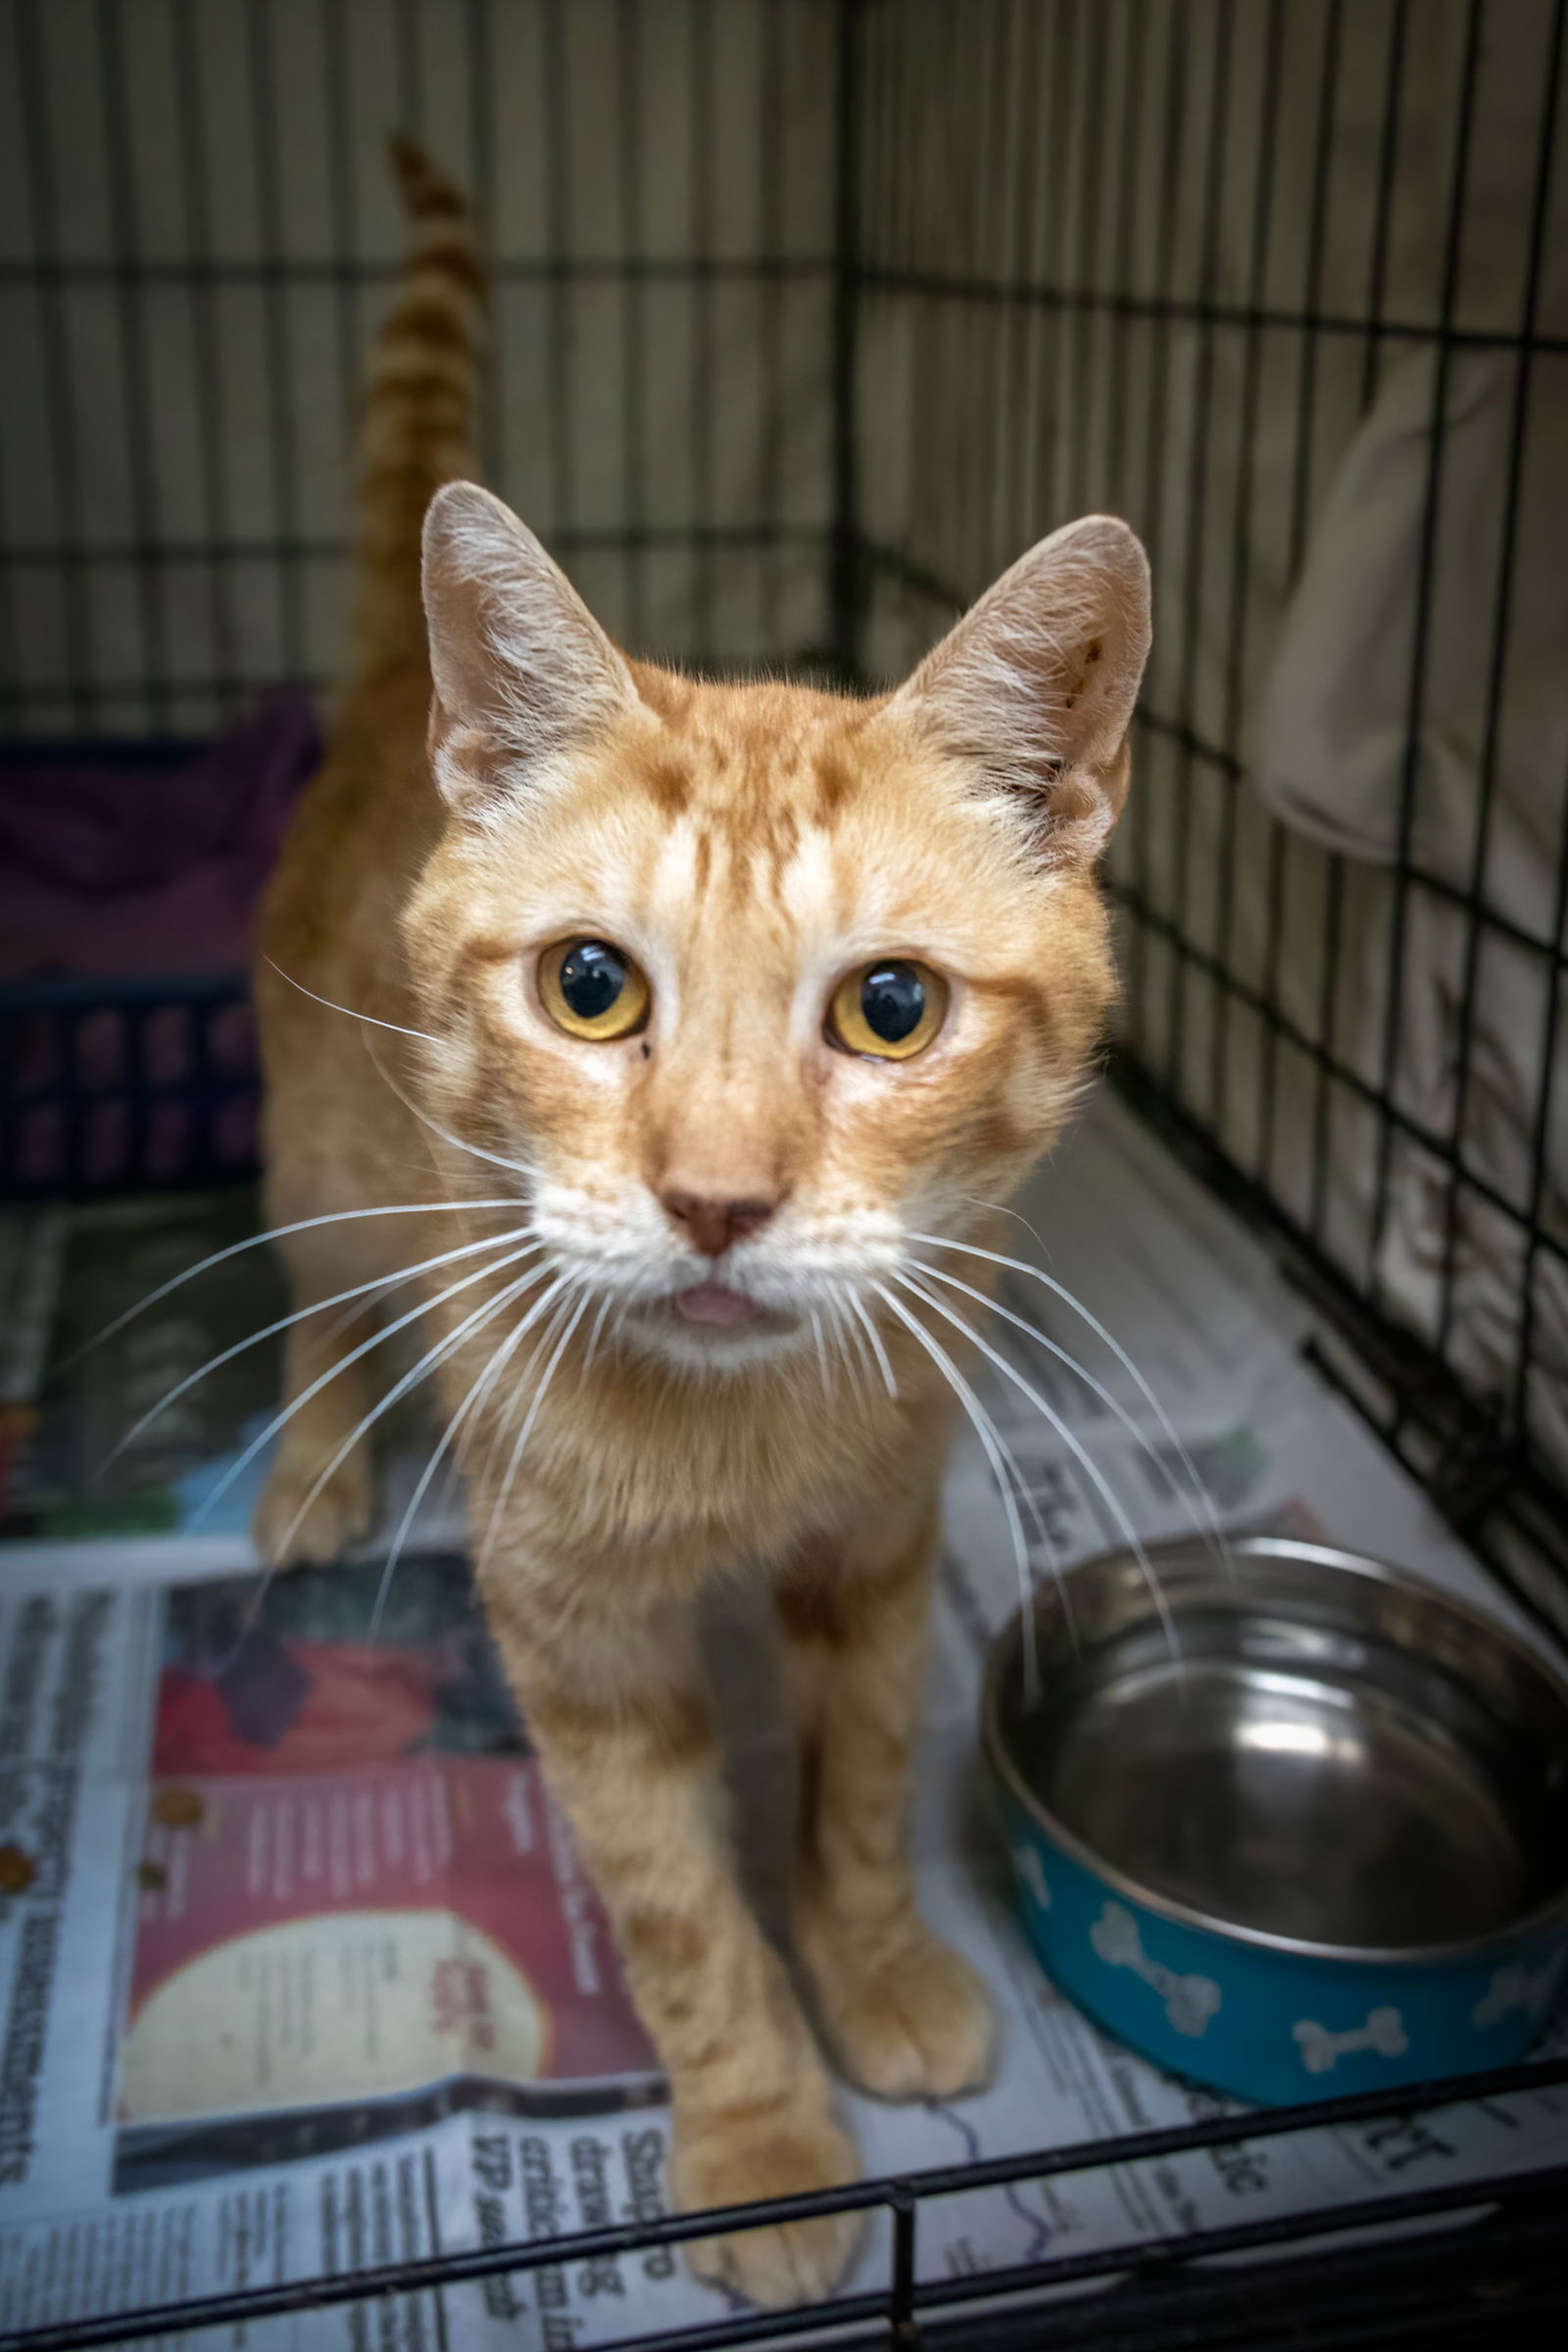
[345,135,484,692]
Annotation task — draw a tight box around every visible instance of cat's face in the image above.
[403,488,1150,1375]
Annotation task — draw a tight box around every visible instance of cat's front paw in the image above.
[673,2100,862,2308]
[252,1443,372,1568]
[804,1920,995,2101]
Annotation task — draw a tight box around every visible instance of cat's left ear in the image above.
[887,515,1151,866]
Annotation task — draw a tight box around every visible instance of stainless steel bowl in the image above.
[984,1537,1568,2102]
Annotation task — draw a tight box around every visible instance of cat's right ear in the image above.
[421,482,638,814]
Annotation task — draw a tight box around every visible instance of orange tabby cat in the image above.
[255,142,1150,2305]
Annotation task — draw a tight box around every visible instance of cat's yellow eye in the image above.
[538,937,651,1041]
[827,958,948,1061]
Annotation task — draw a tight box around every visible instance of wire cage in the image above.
[3,1,1568,2346]
[850,0,1568,1647]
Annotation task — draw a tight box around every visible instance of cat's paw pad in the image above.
[252,1446,372,1569]
[674,2106,862,2308]
[809,1928,995,2101]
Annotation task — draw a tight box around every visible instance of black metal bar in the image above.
[893,0,934,679]
[828,0,866,684]
[1359,0,1412,417]
[1365,0,1486,1295]
[691,0,716,659]
[1072,0,1111,512]
[1164,0,1236,1101]
[1127,0,1188,1044]
[1433,0,1567,1362]
[8,2065,1566,2352]
[320,0,365,456]
[617,0,648,647]
[841,265,1568,357]
[13,0,95,730]
[889,2180,918,2349]
[1112,882,1568,1270]
[246,0,307,682]
[1308,0,1408,1249]
[1257,0,1343,1196]
[4,523,825,566]
[1122,710,1568,970]
[967,0,1007,596]
[758,0,785,653]
[541,0,575,544]
[93,0,171,732]
[1512,741,1568,1445]
[1210,0,1286,1143]
[395,0,421,142]
[1011,0,1056,544]
[0,255,833,287]
[172,0,241,715]
[909,2161,1568,2317]
[1117,1042,1568,1616]
[0,650,835,717]
[1103,0,1146,517]
[1044,0,1080,541]
[466,0,500,485]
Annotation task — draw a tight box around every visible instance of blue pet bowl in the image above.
[983,1537,1568,2105]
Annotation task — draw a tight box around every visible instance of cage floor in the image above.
[0,1091,1565,2352]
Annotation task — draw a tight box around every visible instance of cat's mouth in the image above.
[644,1280,799,1348]
[613,1276,804,1362]
[674,1282,760,1329]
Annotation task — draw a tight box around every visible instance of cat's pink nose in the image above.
[662,1191,779,1258]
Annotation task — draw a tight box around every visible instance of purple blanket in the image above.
[0,688,321,983]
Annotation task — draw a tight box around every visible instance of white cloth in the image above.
[1255,348,1568,1476]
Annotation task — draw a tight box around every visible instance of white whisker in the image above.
[238,1270,539,1647]
[580,1291,616,1379]
[871,1279,1049,1698]
[471,1273,584,1504]
[907,1231,1231,1578]
[266,1254,554,1569]
[898,1268,1179,1662]
[194,1238,545,1531]
[365,1032,544,1188]
[960,1193,1055,1269]
[891,1285,1054,1558]
[909,1257,1226,1572]
[844,1290,899,1401]
[263,955,438,1043]
[828,1295,880,1416]
[367,1269,561,1639]
[270,1289,540,1576]
[481,1285,591,1565]
[316,1267,417,1348]
[67,1198,524,1364]
[104,1222,535,1470]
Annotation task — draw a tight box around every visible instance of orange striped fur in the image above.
[255,143,1150,2307]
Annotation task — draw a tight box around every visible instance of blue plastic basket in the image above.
[0,969,259,1200]
[1,737,262,1200]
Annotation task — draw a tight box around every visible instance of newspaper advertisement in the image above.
[2,1097,1566,2345]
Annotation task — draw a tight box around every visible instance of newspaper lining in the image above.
[2,1094,1565,2345]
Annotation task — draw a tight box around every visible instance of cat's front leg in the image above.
[481,1574,863,2309]
[777,1490,995,2102]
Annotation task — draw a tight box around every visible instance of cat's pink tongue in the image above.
[675,1283,757,1328]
